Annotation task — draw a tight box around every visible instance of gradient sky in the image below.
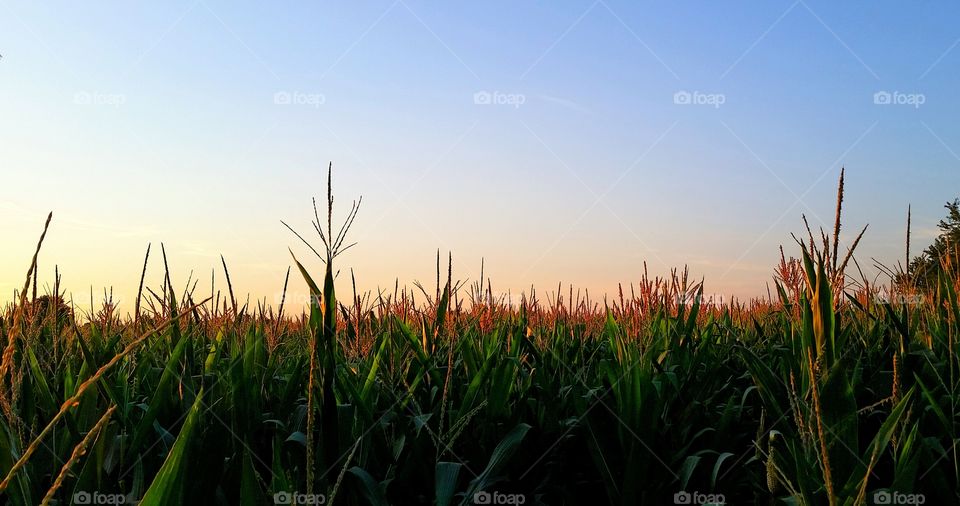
[2,1,959,311]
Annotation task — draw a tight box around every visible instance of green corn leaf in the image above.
[0,418,32,506]
[678,455,701,490]
[289,250,321,297]
[347,466,389,506]
[139,388,205,506]
[461,423,531,505]
[130,331,191,455]
[435,461,462,506]
[239,449,262,506]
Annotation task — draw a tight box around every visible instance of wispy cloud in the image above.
[178,242,223,259]
[689,257,769,273]
[914,227,940,240]
[535,94,592,114]
[1,200,163,239]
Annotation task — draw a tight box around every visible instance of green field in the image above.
[1,179,957,505]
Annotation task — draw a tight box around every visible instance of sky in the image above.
[2,1,959,311]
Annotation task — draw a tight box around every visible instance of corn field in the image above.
[1,173,958,505]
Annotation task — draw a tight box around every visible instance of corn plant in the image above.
[0,174,957,505]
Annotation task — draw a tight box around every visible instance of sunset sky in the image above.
[2,1,959,311]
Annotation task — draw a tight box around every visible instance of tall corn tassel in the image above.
[766,432,780,495]
[0,212,52,434]
[891,349,902,449]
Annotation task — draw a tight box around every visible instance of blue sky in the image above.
[2,1,959,308]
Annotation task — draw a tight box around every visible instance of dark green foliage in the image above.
[909,199,960,286]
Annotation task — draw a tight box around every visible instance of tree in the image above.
[909,198,960,286]
[30,294,74,326]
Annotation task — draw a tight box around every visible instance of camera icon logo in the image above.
[874,91,892,105]
[274,491,292,504]
[474,91,492,105]
[74,91,92,105]
[274,91,292,105]
[74,491,92,504]
[474,490,492,504]
[674,491,692,504]
[673,90,692,105]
